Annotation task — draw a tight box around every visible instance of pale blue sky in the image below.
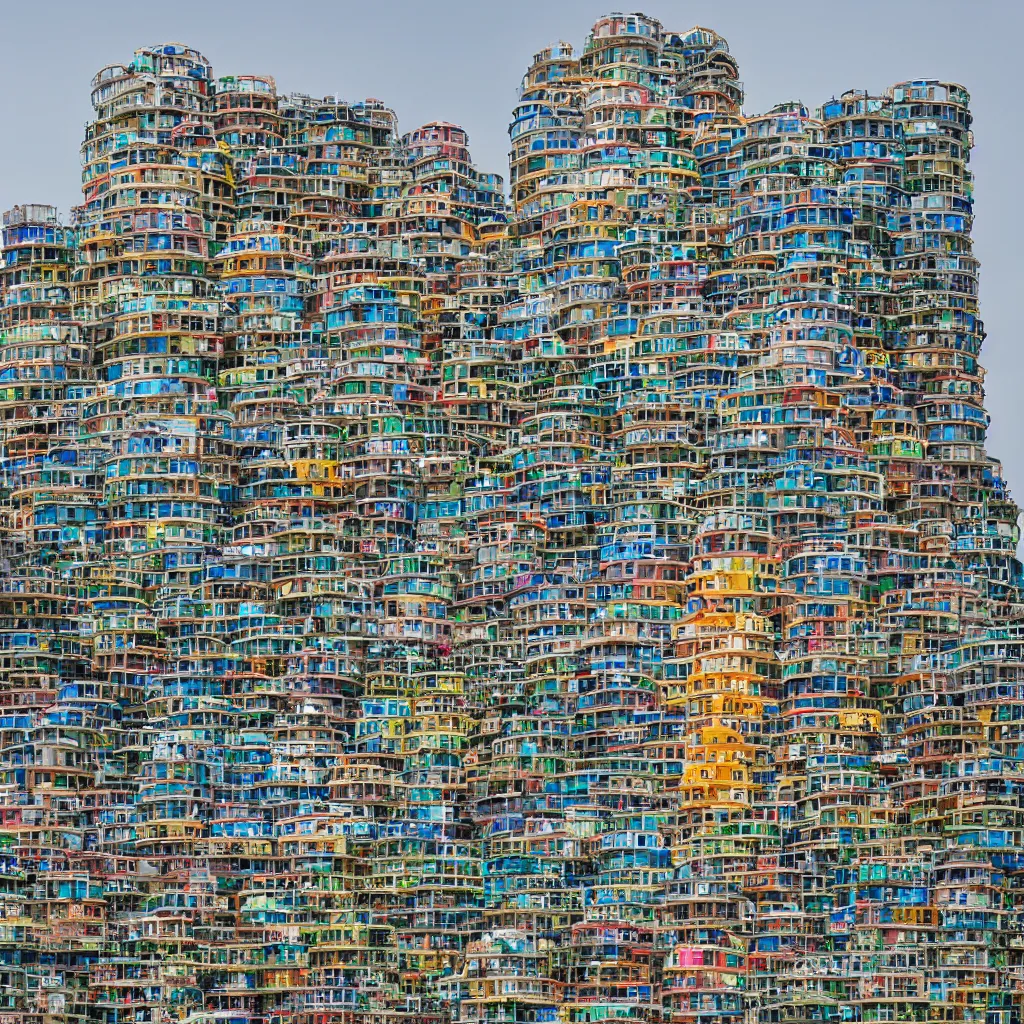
[7,0,1022,497]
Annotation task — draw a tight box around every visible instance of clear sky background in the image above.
[7,0,1022,499]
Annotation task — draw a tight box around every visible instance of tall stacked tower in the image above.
[0,13,1019,1024]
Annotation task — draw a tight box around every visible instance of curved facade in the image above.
[0,15,1022,1024]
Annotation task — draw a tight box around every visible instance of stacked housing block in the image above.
[0,14,1021,1024]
